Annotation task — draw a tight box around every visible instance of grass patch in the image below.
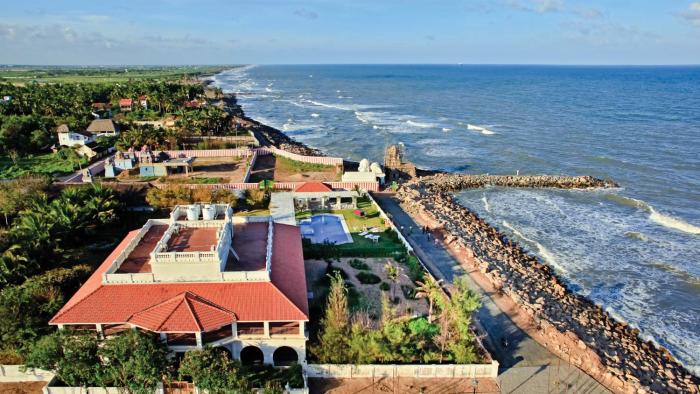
[274,155,336,173]
[233,209,270,217]
[0,149,88,179]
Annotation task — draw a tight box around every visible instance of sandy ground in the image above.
[309,377,500,394]
[0,382,47,394]
[182,156,249,182]
[250,155,339,182]
[305,258,428,318]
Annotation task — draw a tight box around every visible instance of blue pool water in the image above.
[299,214,352,245]
[213,65,700,371]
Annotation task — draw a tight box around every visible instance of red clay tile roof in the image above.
[50,224,309,332]
[294,182,332,193]
[128,292,236,332]
[119,98,133,106]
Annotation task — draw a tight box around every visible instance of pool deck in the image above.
[270,192,297,226]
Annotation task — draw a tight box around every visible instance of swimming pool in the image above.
[299,214,353,245]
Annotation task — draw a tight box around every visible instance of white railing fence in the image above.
[305,362,499,379]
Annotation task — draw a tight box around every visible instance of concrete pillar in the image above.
[96,324,104,339]
[232,322,238,339]
[159,332,167,344]
[352,196,357,208]
[299,321,306,337]
[336,196,341,209]
[264,322,270,338]
[195,332,203,348]
[57,324,65,330]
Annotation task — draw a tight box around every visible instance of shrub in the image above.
[348,259,370,271]
[379,282,390,292]
[356,272,381,285]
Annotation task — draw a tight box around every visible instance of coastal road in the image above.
[374,193,611,394]
[58,154,112,183]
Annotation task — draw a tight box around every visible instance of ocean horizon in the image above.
[213,64,700,372]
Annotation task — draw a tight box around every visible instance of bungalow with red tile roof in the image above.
[50,204,309,366]
[292,182,360,210]
[119,98,133,111]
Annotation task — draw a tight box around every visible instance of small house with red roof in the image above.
[50,204,309,366]
[119,98,133,111]
[292,182,360,211]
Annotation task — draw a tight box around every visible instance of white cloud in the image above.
[680,2,700,26]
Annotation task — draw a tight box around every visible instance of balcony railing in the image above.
[269,323,300,336]
[237,323,265,336]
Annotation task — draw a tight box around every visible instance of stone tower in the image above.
[383,144,416,182]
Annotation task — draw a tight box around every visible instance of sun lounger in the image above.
[359,231,368,236]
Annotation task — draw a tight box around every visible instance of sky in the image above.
[1,0,699,65]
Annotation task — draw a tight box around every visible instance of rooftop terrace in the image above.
[105,204,273,284]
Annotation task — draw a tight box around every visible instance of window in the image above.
[203,325,232,343]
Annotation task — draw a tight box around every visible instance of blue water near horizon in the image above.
[213,65,700,371]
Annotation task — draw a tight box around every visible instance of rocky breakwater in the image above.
[397,174,698,394]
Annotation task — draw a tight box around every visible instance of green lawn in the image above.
[0,151,88,179]
[275,155,335,173]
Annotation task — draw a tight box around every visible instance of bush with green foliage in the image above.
[179,347,250,393]
[356,271,381,285]
[348,259,370,271]
[379,282,390,292]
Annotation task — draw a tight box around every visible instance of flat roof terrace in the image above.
[227,222,268,272]
[116,224,168,274]
[167,227,218,252]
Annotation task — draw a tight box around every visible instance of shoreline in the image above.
[397,174,699,394]
[215,77,698,392]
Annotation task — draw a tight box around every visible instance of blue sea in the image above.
[213,65,700,372]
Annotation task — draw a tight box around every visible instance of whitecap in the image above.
[607,195,700,235]
[501,220,569,274]
[442,128,452,132]
[466,123,495,135]
[406,120,438,128]
[310,113,320,118]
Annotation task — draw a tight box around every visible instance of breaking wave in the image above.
[607,195,700,235]
[501,220,569,274]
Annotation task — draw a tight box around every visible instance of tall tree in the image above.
[97,330,171,394]
[415,276,445,323]
[315,271,350,363]
[23,331,100,387]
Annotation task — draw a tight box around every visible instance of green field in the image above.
[0,65,234,84]
[0,151,88,179]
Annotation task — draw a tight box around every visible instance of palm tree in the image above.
[384,261,400,303]
[415,276,444,323]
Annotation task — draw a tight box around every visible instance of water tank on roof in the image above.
[358,158,370,172]
[370,162,383,175]
[202,204,216,221]
[186,205,201,221]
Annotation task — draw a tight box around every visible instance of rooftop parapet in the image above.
[102,205,275,284]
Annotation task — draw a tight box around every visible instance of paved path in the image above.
[374,193,610,394]
[58,154,113,183]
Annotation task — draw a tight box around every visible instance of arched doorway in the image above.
[240,346,264,366]
[273,346,298,366]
